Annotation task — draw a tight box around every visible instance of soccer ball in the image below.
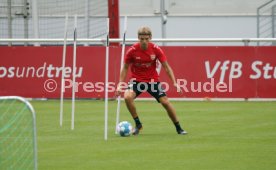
[117,121,133,137]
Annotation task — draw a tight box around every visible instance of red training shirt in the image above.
[124,42,167,82]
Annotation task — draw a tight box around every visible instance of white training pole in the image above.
[156,60,162,75]
[71,15,77,130]
[60,13,68,127]
[104,18,110,140]
[115,16,127,134]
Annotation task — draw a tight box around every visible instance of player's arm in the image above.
[115,63,129,97]
[161,61,183,94]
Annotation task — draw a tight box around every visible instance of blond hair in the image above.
[137,26,152,37]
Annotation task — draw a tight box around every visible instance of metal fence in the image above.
[257,0,276,45]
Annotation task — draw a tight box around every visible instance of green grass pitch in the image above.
[32,100,276,170]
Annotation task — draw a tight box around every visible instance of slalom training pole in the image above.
[60,13,68,127]
[115,16,127,134]
[104,18,110,140]
[71,14,77,130]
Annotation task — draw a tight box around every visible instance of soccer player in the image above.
[115,26,187,135]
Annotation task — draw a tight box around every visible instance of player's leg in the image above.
[147,82,187,135]
[159,96,187,135]
[124,81,143,135]
[159,96,178,122]
[124,89,138,118]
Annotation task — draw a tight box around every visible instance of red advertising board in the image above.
[0,46,276,99]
